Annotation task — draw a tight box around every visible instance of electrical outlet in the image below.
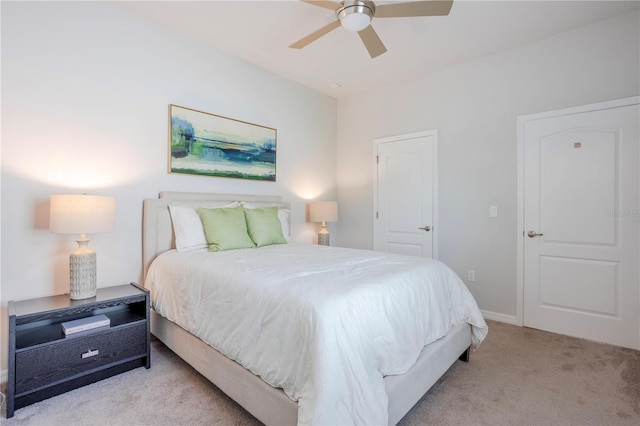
[489,205,498,217]
[467,270,476,282]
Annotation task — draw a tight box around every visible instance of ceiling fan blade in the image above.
[358,25,387,58]
[376,0,453,18]
[290,20,341,49]
[300,0,341,11]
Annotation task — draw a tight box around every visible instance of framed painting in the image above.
[169,105,277,181]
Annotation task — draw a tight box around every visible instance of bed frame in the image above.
[142,191,472,425]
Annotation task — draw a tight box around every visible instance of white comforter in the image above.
[146,243,487,425]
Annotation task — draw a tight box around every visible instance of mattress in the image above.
[146,243,488,425]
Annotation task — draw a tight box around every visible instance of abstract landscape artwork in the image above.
[169,105,277,181]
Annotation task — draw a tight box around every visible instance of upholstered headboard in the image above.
[142,191,289,282]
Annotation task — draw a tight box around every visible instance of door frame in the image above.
[372,130,439,259]
[516,96,640,327]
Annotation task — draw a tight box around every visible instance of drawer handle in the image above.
[81,349,99,359]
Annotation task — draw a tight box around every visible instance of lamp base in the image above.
[69,238,97,300]
[317,224,330,246]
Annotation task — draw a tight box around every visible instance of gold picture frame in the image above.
[169,104,277,181]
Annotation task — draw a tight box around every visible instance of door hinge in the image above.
[376,211,379,219]
[376,155,379,164]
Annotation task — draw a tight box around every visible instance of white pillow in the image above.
[169,202,240,252]
[242,202,290,241]
[277,208,291,241]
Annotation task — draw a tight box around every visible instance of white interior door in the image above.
[521,99,639,350]
[373,131,437,258]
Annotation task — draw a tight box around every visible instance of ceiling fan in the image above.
[290,0,454,58]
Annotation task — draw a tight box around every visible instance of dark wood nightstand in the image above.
[6,283,150,418]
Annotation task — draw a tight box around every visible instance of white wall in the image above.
[336,11,640,321]
[0,2,336,371]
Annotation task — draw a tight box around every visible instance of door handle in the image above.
[527,230,543,238]
[418,226,431,232]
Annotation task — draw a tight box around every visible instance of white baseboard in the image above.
[481,310,519,325]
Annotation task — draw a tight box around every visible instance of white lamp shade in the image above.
[310,201,338,223]
[340,12,371,32]
[50,194,116,234]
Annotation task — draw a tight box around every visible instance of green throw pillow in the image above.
[244,206,287,247]
[198,206,256,252]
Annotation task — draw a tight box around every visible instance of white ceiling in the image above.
[119,0,639,98]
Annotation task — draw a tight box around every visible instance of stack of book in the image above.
[61,314,110,336]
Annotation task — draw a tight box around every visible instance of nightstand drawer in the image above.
[15,322,146,394]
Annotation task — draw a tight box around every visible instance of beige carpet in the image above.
[2,320,639,425]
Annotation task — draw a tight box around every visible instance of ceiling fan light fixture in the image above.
[336,1,375,32]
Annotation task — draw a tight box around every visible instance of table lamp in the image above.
[310,201,338,246]
[50,194,116,300]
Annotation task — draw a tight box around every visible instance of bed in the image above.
[142,191,487,425]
